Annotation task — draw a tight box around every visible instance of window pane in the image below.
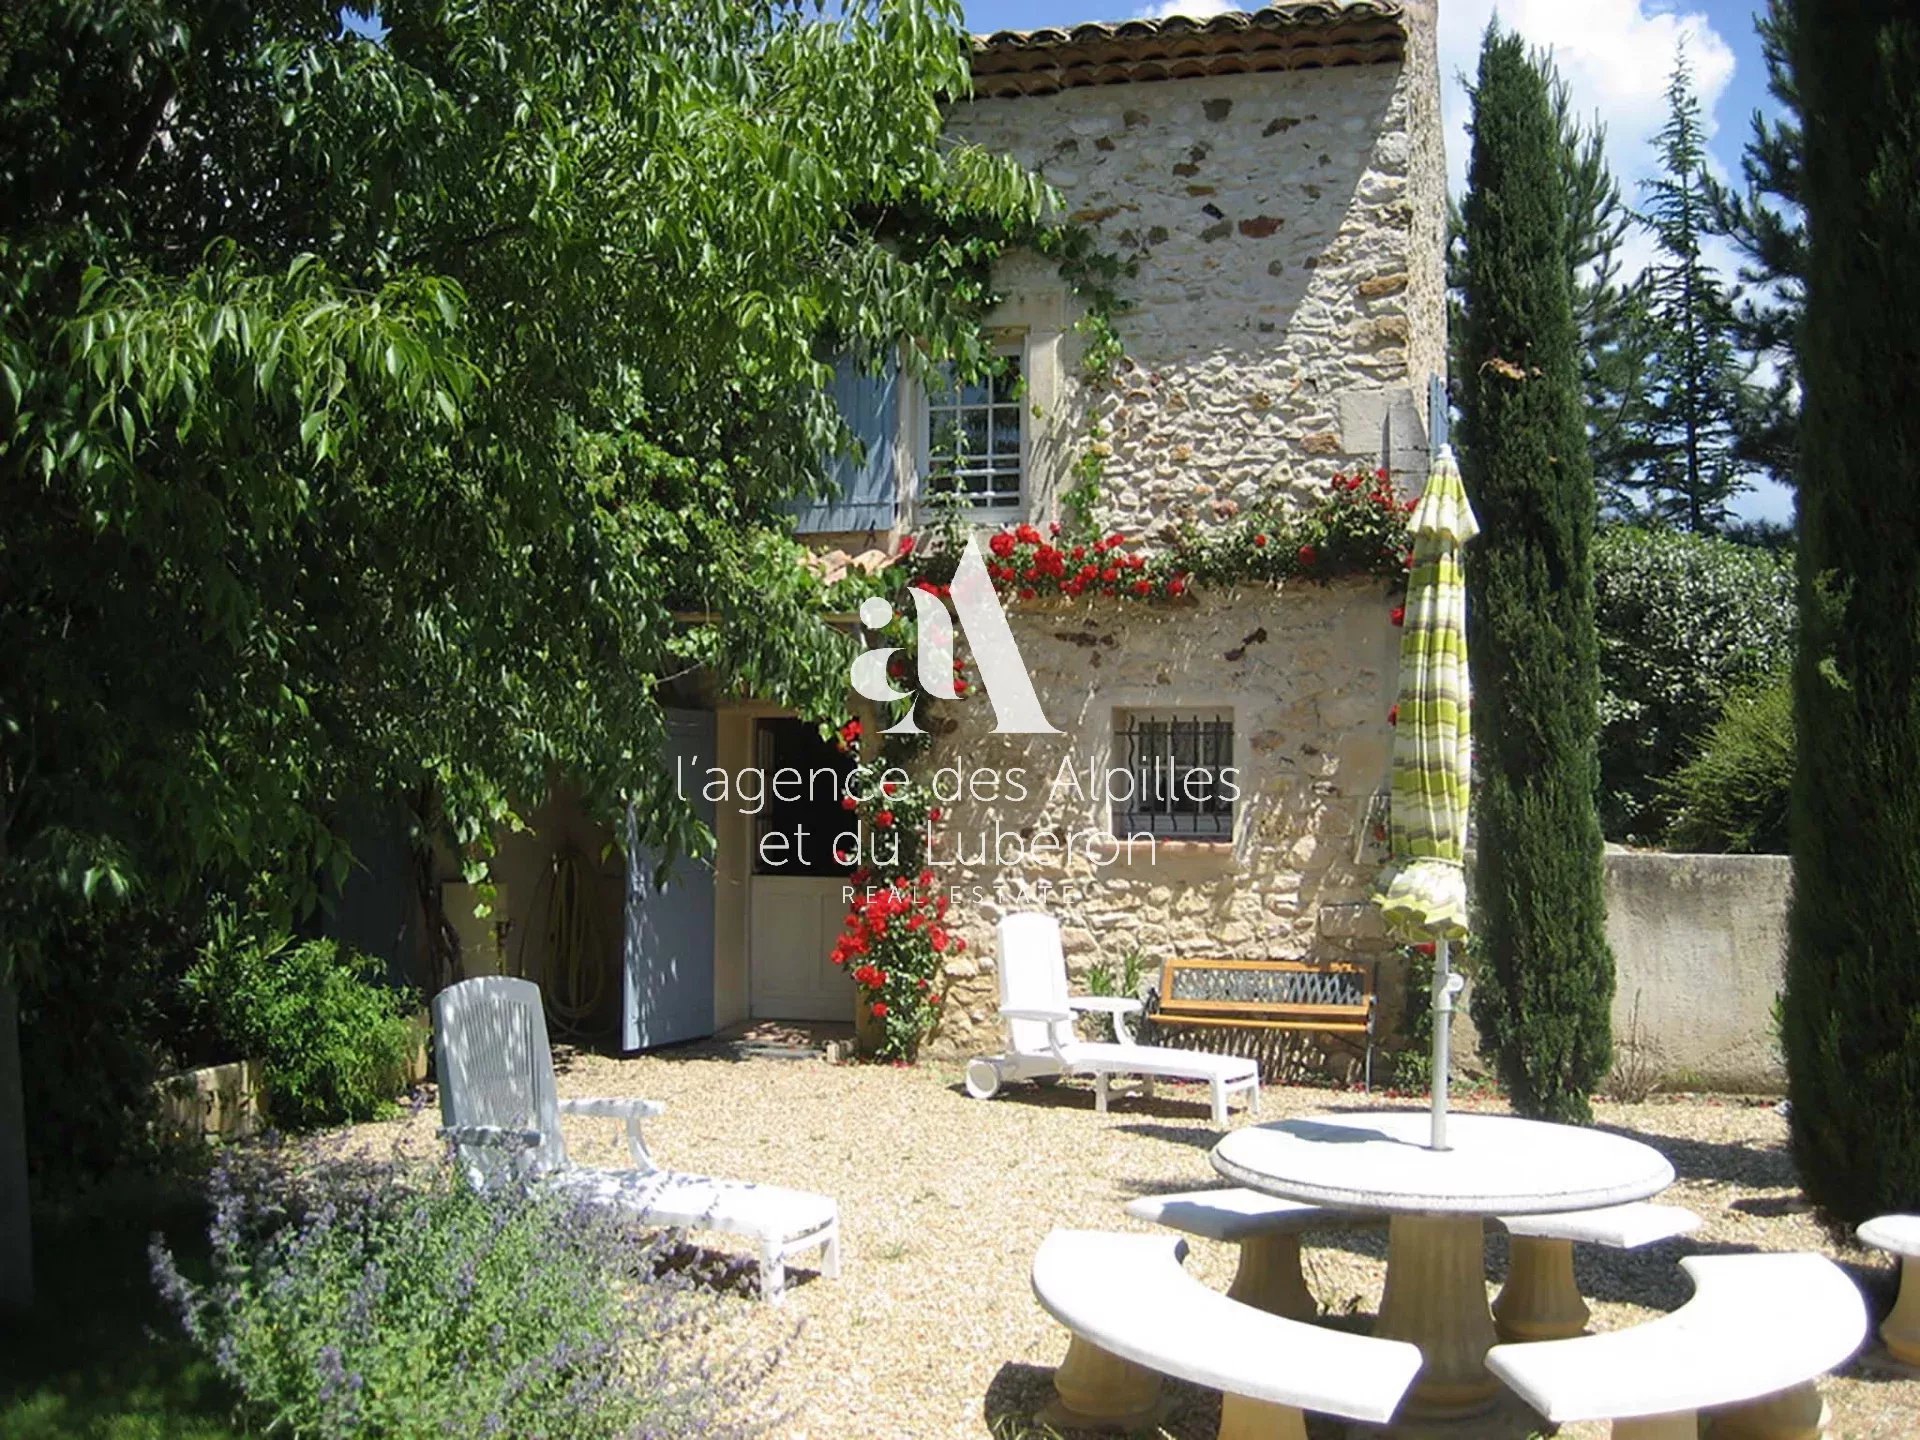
[925,356,1023,510]
[1113,712,1234,840]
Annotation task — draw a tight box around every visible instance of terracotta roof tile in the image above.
[970,2,1407,98]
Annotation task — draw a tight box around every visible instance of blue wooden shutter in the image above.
[791,354,899,533]
[1429,372,1451,449]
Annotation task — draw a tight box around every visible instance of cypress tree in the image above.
[1457,25,1614,1124]
[1781,0,1920,1223]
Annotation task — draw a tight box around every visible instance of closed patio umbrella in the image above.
[1376,443,1478,1150]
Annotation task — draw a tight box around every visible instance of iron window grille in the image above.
[1113,712,1235,840]
[924,354,1023,512]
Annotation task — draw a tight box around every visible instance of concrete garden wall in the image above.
[1602,851,1790,1094]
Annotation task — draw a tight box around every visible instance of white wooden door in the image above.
[748,876,855,1021]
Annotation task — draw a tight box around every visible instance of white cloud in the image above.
[1440,0,1738,275]
[1132,0,1237,17]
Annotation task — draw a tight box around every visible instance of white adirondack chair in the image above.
[965,913,1260,1126]
[433,975,839,1302]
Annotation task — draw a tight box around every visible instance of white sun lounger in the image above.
[965,913,1260,1127]
[433,975,839,1302]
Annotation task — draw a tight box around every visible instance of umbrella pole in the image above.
[1430,937,1452,1151]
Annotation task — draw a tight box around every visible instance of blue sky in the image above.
[965,0,1793,522]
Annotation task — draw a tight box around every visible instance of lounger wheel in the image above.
[966,1058,1005,1100]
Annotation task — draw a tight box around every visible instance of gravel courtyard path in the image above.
[373,1049,1920,1439]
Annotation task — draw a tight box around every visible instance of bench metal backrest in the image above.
[997,912,1078,1055]
[434,975,569,1180]
[1159,958,1374,1017]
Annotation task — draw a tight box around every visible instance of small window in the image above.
[924,351,1023,512]
[1113,711,1235,840]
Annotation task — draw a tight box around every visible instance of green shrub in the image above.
[19,905,201,1189]
[152,1148,770,1439]
[1593,526,1794,843]
[183,921,419,1130]
[1664,677,1794,853]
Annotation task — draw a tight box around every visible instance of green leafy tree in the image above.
[1626,47,1759,532]
[1593,526,1795,843]
[0,0,1047,1303]
[1781,0,1920,1225]
[1456,24,1614,1124]
[1708,0,1805,490]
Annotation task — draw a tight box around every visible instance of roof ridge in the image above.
[968,2,1410,98]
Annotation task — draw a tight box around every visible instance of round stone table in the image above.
[1213,1111,1676,1419]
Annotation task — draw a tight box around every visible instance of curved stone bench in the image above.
[1485,1252,1866,1440]
[1857,1214,1920,1365]
[1491,1201,1702,1342]
[1123,1187,1380,1321]
[1031,1228,1421,1438]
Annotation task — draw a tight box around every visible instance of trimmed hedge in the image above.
[1594,526,1794,843]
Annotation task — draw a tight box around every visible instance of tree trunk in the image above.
[0,982,32,1309]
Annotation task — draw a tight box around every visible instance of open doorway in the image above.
[748,718,857,1020]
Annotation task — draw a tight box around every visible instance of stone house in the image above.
[353,2,1447,1075]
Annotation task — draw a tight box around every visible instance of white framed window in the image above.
[1112,710,1236,841]
[921,345,1025,514]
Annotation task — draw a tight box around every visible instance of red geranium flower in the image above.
[989,532,1017,559]
[1390,606,1406,626]
[875,810,894,827]
[1254,533,1269,548]
[870,1002,889,1019]
[1297,544,1318,566]
[898,534,917,556]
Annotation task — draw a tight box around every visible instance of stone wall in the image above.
[917,20,1446,1071]
[946,12,1447,536]
[922,580,1404,1069]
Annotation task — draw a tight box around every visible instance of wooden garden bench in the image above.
[1151,958,1378,1089]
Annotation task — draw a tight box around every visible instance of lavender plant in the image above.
[152,1145,775,1439]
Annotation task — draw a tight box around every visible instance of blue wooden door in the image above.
[622,710,717,1051]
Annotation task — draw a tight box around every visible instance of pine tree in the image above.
[1554,80,1658,509]
[1631,47,1757,532]
[1446,53,1649,511]
[1709,0,1805,491]
[1456,24,1615,1125]
[1781,0,1920,1224]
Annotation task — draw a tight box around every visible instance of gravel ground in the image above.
[361,1051,1920,1439]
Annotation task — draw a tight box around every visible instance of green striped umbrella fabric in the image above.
[1377,444,1478,940]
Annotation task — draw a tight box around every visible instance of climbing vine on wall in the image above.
[818,468,1414,1062]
